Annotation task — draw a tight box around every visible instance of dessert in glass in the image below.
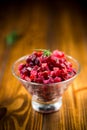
[12,49,80,113]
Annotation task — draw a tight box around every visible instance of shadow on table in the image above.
[0,93,34,129]
[0,107,7,120]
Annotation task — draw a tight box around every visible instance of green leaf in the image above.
[35,49,52,56]
[5,31,18,46]
[43,50,52,56]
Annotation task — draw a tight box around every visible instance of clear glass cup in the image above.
[12,55,80,113]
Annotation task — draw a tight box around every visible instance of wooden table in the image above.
[0,1,87,130]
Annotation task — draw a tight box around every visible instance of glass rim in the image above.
[12,54,81,86]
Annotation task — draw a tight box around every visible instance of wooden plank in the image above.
[0,3,48,130]
[42,8,87,130]
[0,1,87,130]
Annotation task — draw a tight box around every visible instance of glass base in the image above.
[32,98,62,113]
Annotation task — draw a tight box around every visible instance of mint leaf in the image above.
[6,31,18,46]
[35,49,51,56]
[43,50,52,56]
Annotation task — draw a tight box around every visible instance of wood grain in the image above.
[0,1,87,130]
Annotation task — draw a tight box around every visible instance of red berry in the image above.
[18,64,26,71]
[19,49,76,84]
[54,77,62,82]
[53,50,65,58]
[34,51,43,57]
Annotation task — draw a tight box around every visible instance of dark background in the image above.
[0,0,87,24]
[0,0,87,47]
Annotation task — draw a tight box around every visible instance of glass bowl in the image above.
[12,55,80,113]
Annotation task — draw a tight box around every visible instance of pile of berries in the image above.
[18,49,76,84]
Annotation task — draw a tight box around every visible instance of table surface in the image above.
[0,1,87,130]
